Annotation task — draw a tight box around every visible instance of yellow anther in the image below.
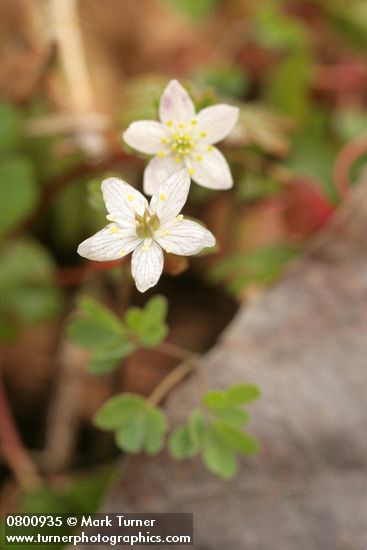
[191,118,198,125]
[142,244,150,251]
[166,120,173,127]
[157,151,166,158]
[200,131,207,137]
[196,154,203,161]
[159,193,167,202]
[106,214,115,221]
[127,194,135,201]
[161,137,167,144]
[161,229,169,236]
[188,168,195,175]
[110,226,119,233]
[119,249,127,257]
[174,156,181,163]
[176,214,183,221]
[207,145,213,151]
[178,122,185,128]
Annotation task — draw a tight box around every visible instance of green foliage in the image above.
[1,467,114,550]
[0,102,22,153]
[124,295,168,347]
[209,244,299,295]
[94,393,167,455]
[192,65,249,98]
[67,295,168,374]
[236,173,282,203]
[253,5,308,51]
[163,0,218,21]
[0,239,62,340]
[168,383,260,480]
[0,156,38,237]
[265,51,313,119]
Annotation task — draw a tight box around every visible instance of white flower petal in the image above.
[131,240,164,292]
[123,121,168,154]
[149,169,190,224]
[143,154,181,195]
[156,219,215,256]
[102,177,148,222]
[159,80,195,124]
[77,224,140,261]
[191,147,233,190]
[196,105,239,144]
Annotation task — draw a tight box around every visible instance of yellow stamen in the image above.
[106,214,115,221]
[200,131,207,137]
[174,156,181,163]
[166,120,173,127]
[207,145,213,151]
[196,155,203,161]
[119,249,126,257]
[176,214,183,221]
[142,243,150,251]
[161,229,169,236]
[188,168,195,175]
[178,122,185,128]
[191,118,198,125]
[159,193,167,202]
[158,151,166,158]
[127,194,135,202]
[161,137,167,144]
[110,226,119,233]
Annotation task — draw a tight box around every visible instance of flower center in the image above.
[170,131,194,158]
[135,209,160,239]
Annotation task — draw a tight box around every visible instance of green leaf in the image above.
[0,102,22,153]
[214,407,250,426]
[202,391,226,410]
[93,394,145,431]
[87,340,135,374]
[124,306,143,332]
[67,317,123,350]
[78,297,124,335]
[115,409,147,453]
[0,156,38,236]
[123,295,169,348]
[0,238,62,330]
[143,407,168,455]
[67,298,125,350]
[139,324,168,348]
[144,295,168,322]
[168,425,199,459]
[226,384,261,405]
[187,409,206,447]
[213,421,259,455]
[202,427,237,480]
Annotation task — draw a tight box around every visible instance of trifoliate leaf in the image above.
[93,394,145,431]
[213,421,259,455]
[115,409,147,453]
[168,425,199,459]
[226,384,261,405]
[143,407,168,455]
[202,426,238,480]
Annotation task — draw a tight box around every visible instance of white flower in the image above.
[123,79,239,195]
[77,169,215,293]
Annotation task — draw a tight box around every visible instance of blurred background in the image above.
[1,0,367,535]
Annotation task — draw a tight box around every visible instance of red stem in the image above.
[0,365,42,490]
